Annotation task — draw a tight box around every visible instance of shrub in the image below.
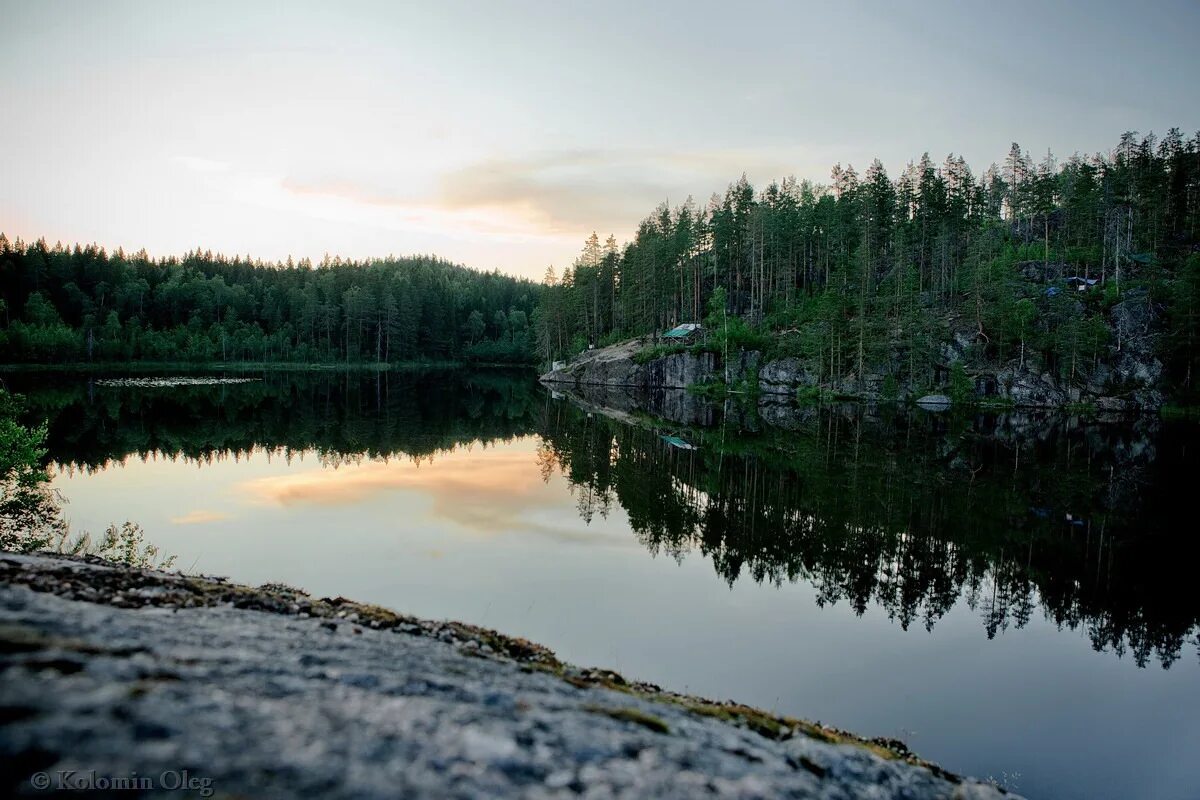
[0,389,63,552]
[949,361,973,405]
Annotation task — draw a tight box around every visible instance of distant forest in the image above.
[0,245,540,364]
[3,129,1200,395]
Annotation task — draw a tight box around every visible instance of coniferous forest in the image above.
[3,130,1200,401]
[538,130,1200,403]
[0,247,539,364]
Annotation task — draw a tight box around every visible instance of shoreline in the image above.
[0,361,536,373]
[539,335,1169,414]
[0,552,1015,798]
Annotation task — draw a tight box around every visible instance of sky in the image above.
[2,0,1198,280]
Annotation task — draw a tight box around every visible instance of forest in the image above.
[0,244,540,365]
[538,129,1200,402]
[3,130,1200,401]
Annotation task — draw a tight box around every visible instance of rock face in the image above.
[0,554,1014,799]
[758,358,816,395]
[542,339,650,388]
[540,341,752,391]
[937,294,1165,410]
[642,350,718,389]
[542,293,1168,412]
[541,339,712,390]
[1106,291,1165,410]
[916,394,953,410]
[995,369,1068,408]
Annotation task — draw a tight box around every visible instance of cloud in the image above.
[279,148,819,242]
[275,174,577,245]
[170,509,229,525]
[165,148,827,270]
[437,148,820,235]
[438,152,662,234]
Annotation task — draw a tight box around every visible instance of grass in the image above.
[583,705,671,734]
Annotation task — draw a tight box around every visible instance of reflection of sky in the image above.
[234,444,622,544]
[51,437,1200,800]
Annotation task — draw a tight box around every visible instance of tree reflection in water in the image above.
[13,370,1198,670]
[538,395,1200,670]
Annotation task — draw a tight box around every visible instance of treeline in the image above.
[537,130,1200,398]
[0,241,541,364]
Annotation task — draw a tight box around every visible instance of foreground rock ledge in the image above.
[0,553,1014,799]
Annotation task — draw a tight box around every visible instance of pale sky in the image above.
[2,0,1198,279]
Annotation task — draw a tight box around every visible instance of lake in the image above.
[6,369,1199,800]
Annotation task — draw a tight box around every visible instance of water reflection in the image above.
[236,446,609,542]
[11,370,1200,799]
[13,369,539,470]
[540,391,1200,670]
[11,370,1200,670]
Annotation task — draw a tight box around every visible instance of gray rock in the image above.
[724,350,761,385]
[1108,292,1165,410]
[758,358,816,395]
[643,351,717,389]
[996,369,1068,409]
[541,340,719,391]
[0,553,1017,800]
[542,341,762,395]
[916,394,953,410]
[540,339,648,388]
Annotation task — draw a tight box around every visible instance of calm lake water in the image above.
[6,369,1199,800]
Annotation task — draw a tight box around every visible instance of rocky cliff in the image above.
[542,296,1166,412]
[541,339,729,392]
[540,340,758,393]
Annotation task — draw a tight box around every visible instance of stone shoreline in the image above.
[541,317,1164,412]
[0,553,1015,798]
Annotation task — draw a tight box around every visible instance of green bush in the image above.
[949,361,973,404]
[54,521,177,570]
[0,389,63,552]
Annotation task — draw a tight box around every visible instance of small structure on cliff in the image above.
[1065,276,1100,291]
[663,323,702,341]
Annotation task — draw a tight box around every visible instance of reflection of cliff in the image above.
[13,370,542,469]
[539,396,1200,670]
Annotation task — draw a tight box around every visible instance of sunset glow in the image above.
[4,1,1196,277]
